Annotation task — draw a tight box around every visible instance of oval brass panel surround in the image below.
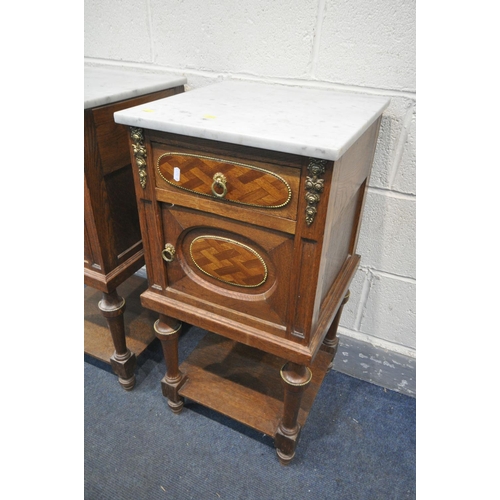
[189,236,268,288]
[157,152,292,209]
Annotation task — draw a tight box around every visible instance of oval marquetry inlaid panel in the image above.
[189,236,268,288]
[157,152,291,208]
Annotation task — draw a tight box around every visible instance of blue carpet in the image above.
[85,326,415,499]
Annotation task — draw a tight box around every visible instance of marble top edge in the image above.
[114,80,390,161]
[84,65,187,109]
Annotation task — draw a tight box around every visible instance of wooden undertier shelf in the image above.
[84,275,157,363]
[179,332,331,437]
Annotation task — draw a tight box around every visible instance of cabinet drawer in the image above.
[157,151,292,208]
[152,144,301,228]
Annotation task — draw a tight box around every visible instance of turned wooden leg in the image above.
[98,290,137,391]
[275,362,312,465]
[154,314,186,413]
[321,290,350,371]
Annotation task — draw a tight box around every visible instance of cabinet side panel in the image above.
[104,165,142,262]
[311,118,382,345]
[84,108,117,274]
[317,187,361,308]
[328,118,381,231]
[84,173,102,271]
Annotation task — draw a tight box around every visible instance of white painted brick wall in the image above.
[359,272,416,348]
[315,0,416,91]
[84,0,416,393]
[357,191,416,279]
[370,97,416,191]
[84,0,152,62]
[392,110,416,194]
[150,0,319,78]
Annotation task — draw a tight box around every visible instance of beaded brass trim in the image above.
[157,152,292,209]
[130,127,147,188]
[189,235,268,288]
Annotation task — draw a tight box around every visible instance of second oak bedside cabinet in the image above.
[114,81,389,463]
[84,66,185,389]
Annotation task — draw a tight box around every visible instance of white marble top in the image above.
[114,80,390,161]
[84,66,186,110]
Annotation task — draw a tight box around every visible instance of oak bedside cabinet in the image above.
[84,66,185,390]
[114,81,389,461]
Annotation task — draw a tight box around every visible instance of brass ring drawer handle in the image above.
[162,243,176,262]
[211,172,227,198]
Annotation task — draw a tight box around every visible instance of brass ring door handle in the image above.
[162,243,176,262]
[211,172,227,198]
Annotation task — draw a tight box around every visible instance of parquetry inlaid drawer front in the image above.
[152,147,302,227]
[157,152,292,208]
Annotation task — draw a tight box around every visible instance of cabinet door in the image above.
[158,203,294,339]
